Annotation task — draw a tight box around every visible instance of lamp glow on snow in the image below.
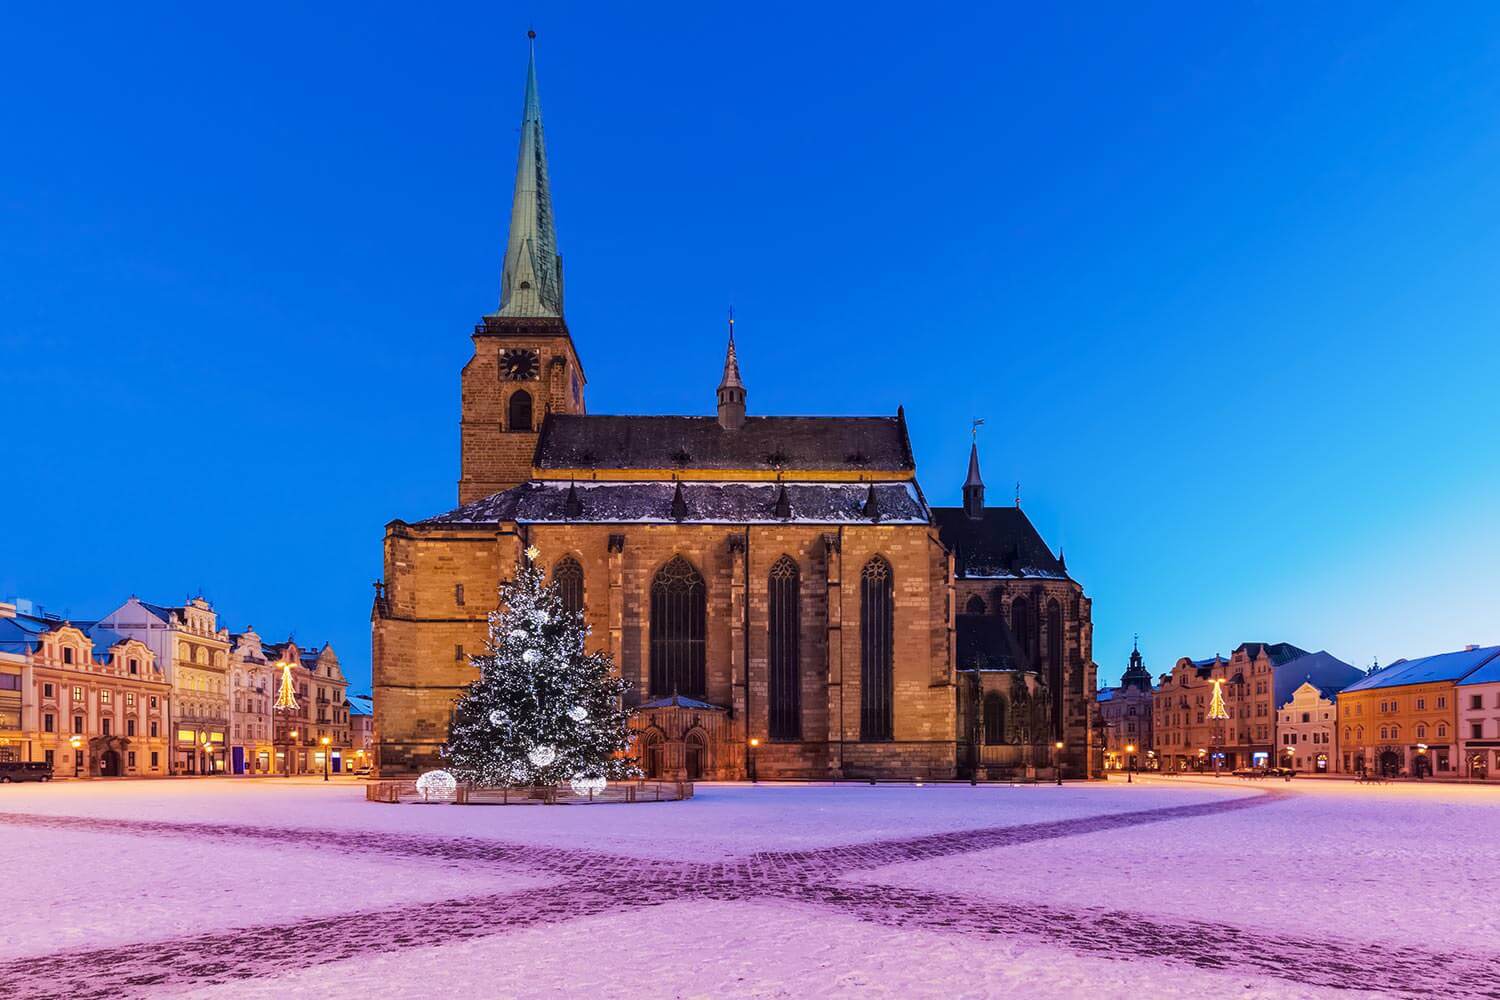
[416,769,458,803]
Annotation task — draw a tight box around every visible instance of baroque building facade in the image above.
[0,601,172,776]
[1097,640,1153,772]
[371,42,1098,781]
[98,596,231,774]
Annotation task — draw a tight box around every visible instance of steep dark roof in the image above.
[421,480,929,526]
[930,506,1066,579]
[955,612,1031,671]
[1236,641,1309,668]
[1272,650,1362,709]
[534,414,914,473]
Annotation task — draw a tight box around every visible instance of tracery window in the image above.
[860,556,893,741]
[554,557,584,616]
[964,594,985,615]
[1012,597,1034,663]
[650,556,706,698]
[767,556,801,740]
[983,692,1006,744]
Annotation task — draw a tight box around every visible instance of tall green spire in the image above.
[496,31,562,318]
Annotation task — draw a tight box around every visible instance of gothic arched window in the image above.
[1012,597,1034,663]
[650,556,706,697]
[983,692,1006,745]
[508,390,533,432]
[965,594,985,615]
[553,557,584,616]
[768,556,801,740]
[860,556,894,741]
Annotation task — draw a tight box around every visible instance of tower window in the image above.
[508,390,533,432]
[964,595,985,615]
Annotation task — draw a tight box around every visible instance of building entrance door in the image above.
[1378,750,1400,776]
[99,750,121,777]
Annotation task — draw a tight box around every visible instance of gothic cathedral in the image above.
[372,42,1099,781]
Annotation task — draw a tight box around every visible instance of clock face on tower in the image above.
[499,349,540,381]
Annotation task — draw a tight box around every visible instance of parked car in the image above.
[0,760,53,783]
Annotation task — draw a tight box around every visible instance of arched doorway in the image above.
[99,750,122,777]
[642,731,664,779]
[1315,753,1328,774]
[684,731,706,780]
[1378,750,1401,776]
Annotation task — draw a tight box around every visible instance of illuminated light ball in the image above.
[527,746,557,768]
[567,706,588,723]
[415,769,457,803]
[521,649,542,666]
[509,628,529,643]
[509,763,530,784]
[533,611,551,625]
[488,709,505,726]
[570,776,606,797]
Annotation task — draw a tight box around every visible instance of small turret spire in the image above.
[495,31,562,318]
[716,308,747,430]
[962,421,985,519]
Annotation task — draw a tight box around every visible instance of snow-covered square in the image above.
[2,776,1497,999]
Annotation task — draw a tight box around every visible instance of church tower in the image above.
[459,33,587,504]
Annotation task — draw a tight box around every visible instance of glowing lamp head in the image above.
[321,736,330,746]
[1126,744,1136,754]
[69,735,82,749]
[748,738,760,748]
[1054,741,1065,750]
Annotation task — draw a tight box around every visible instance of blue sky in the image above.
[5,3,1499,693]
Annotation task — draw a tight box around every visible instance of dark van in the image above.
[0,761,53,783]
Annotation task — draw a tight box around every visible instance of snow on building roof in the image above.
[930,506,1067,580]
[1343,645,1500,693]
[419,480,929,526]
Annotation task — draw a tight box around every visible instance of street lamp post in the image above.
[69,735,83,778]
[747,737,760,784]
[321,735,331,782]
[288,729,299,777]
[1125,743,1136,784]
[1053,740,1065,786]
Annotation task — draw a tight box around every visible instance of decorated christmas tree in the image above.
[443,547,640,789]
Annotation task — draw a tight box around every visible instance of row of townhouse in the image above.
[1097,639,1500,780]
[1149,642,1363,774]
[0,595,363,778]
[1336,645,1500,779]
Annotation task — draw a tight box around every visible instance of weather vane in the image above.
[971,417,984,440]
